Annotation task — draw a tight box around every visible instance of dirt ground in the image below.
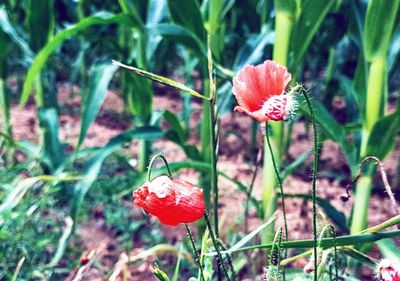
[4,80,400,280]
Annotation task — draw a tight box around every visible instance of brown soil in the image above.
[3,81,399,280]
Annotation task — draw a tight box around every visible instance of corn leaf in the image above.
[167,0,206,41]
[77,62,118,149]
[290,0,334,68]
[21,12,139,106]
[150,23,207,58]
[71,126,163,222]
[0,7,34,62]
[366,111,400,160]
[364,0,400,61]
[28,0,54,52]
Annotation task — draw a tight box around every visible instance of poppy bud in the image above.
[232,60,293,122]
[132,176,206,226]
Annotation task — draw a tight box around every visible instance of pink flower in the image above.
[232,60,293,122]
[133,176,205,226]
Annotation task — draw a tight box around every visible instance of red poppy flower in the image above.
[232,60,293,122]
[132,176,205,226]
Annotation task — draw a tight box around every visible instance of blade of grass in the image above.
[112,60,209,100]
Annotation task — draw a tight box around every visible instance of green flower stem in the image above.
[262,133,279,243]
[204,212,231,281]
[302,91,319,281]
[146,153,173,182]
[216,240,236,280]
[266,126,288,281]
[266,127,289,242]
[184,223,205,281]
[207,41,219,236]
[209,99,219,235]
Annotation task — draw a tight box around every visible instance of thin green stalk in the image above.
[250,120,258,162]
[266,127,289,241]
[204,212,231,281]
[216,240,236,280]
[146,153,173,181]
[185,223,205,281]
[208,230,400,255]
[207,39,219,236]
[244,151,260,232]
[302,91,319,281]
[209,101,218,235]
[266,126,288,281]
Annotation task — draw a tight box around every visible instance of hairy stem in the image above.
[204,212,231,281]
[146,153,173,181]
[302,90,319,281]
[185,223,205,281]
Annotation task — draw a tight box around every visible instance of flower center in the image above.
[261,95,296,121]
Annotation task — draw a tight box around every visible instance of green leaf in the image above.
[153,267,171,281]
[112,60,208,100]
[146,0,167,27]
[366,112,400,159]
[71,126,163,221]
[226,215,277,253]
[164,110,188,143]
[162,110,202,160]
[300,97,357,170]
[0,177,41,216]
[127,73,154,119]
[0,30,12,62]
[167,0,206,41]
[364,0,400,61]
[233,26,274,70]
[151,23,207,58]
[274,0,297,14]
[0,7,34,61]
[38,107,64,172]
[290,0,334,67]
[377,239,400,262]
[77,62,118,149]
[28,0,55,52]
[341,246,377,267]
[283,193,348,233]
[280,148,312,180]
[21,12,139,106]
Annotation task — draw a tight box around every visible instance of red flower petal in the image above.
[132,176,205,226]
[232,60,291,122]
